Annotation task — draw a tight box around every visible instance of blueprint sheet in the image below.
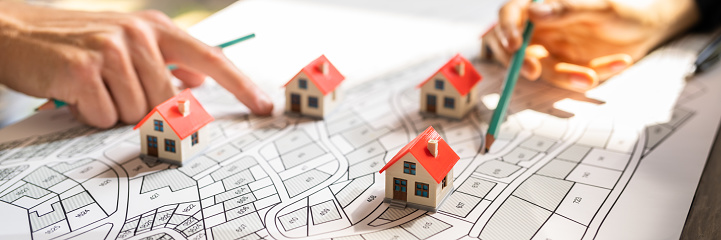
[0,29,720,239]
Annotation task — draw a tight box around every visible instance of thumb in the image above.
[528,0,611,24]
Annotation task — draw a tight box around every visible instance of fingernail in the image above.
[500,36,509,49]
[521,60,535,80]
[496,27,510,49]
[509,29,520,46]
[530,3,554,18]
[254,94,274,115]
[609,61,628,72]
[569,74,591,89]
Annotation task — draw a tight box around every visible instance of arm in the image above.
[0,2,272,128]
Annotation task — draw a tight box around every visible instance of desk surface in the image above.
[682,122,721,239]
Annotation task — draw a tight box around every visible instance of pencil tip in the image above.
[35,100,54,111]
[484,134,495,154]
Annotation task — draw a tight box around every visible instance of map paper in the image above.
[0,33,719,239]
[0,0,720,238]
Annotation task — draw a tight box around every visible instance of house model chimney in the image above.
[320,62,329,75]
[178,99,190,117]
[427,139,438,157]
[455,61,465,76]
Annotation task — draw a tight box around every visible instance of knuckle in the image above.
[66,51,101,84]
[200,47,227,65]
[121,19,155,46]
[119,16,149,35]
[137,10,172,25]
[95,33,125,56]
[498,1,525,26]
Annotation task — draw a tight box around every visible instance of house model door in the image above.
[290,94,301,113]
[393,178,407,201]
[147,136,158,157]
[426,94,437,113]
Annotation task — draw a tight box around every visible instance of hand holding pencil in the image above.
[481,0,698,92]
[482,0,701,152]
[485,0,542,153]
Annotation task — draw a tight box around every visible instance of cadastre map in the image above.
[0,34,718,240]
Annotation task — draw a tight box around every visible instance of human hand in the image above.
[483,0,699,91]
[0,2,273,128]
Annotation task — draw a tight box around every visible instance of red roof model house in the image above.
[418,54,482,119]
[284,55,345,118]
[379,126,459,212]
[134,89,214,166]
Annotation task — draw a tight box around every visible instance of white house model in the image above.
[283,55,345,118]
[133,89,214,166]
[418,54,483,119]
[378,126,460,212]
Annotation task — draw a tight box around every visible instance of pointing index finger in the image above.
[155,27,273,115]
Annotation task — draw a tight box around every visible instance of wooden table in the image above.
[681,123,721,239]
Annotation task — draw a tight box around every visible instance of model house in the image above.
[378,126,459,212]
[134,89,214,166]
[283,55,345,118]
[418,54,482,119]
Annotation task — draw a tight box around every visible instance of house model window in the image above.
[164,139,176,153]
[308,97,319,108]
[415,182,429,197]
[403,161,416,175]
[444,97,455,109]
[435,80,444,90]
[299,79,308,89]
[154,120,163,132]
[442,176,447,188]
[191,132,199,146]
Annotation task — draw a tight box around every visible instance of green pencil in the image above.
[484,1,542,153]
[41,33,256,110]
[167,33,256,70]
